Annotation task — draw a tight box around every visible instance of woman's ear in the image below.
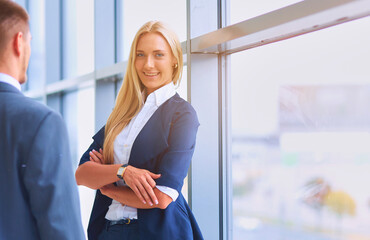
[173,57,178,68]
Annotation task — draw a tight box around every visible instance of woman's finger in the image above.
[136,181,153,206]
[89,153,98,162]
[142,178,158,205]
[132,185,146,205]
[92,149,103,160]
[93,149,102,158]
[89,156,96,163]
[89,151,102,164]
[146,174,157,189]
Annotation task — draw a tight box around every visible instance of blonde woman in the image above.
[75,21,203,240]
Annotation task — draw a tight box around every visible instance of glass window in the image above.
[229,0,302,25]
[62,0,94,78]
[62,86,95,233]
[47,93,61,113]
[26,0,46,91]
[230,16,370,240]
[177,65,187,100]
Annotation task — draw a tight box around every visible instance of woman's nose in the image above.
[144,56,154,68]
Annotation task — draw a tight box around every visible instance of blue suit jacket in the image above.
[79,93,204,240]
[0,82,85,240]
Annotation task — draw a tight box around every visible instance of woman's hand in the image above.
[89,148,104,164]
[123,166,161,206]
[90,148,161,206]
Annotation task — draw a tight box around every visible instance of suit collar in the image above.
[0,82,23,95]
[0,73,21,92]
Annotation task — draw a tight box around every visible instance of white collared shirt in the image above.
[105,82,179,221]
[0,73,21,92]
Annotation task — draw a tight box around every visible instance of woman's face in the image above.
[135,32,176,95]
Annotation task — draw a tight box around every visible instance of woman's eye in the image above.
[156,53,164,57]
[136,53,144,57]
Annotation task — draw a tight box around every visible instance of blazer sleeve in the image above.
[155,102,200,193]
[79,126,105,166]
[22,111,85,240]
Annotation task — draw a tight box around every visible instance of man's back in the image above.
[0,82,85,240]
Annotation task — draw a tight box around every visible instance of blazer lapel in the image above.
[128,95,176,169]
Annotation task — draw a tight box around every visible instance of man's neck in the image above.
[0,59,20,84]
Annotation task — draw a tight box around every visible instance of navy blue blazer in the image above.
[0,82,85,239]
[79,93,204,240]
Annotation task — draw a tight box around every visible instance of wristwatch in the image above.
[117,164,128,179]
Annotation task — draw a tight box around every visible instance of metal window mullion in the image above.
[188,1,220,240]
[186,0,193,210]
[218,0,231,239]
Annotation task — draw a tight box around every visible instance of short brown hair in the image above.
[0,0,29,51]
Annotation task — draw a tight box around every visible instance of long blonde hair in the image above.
[103,21,183,164]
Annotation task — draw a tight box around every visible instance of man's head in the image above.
[0,0,31,84]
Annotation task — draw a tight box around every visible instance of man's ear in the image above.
[13,32,23,57]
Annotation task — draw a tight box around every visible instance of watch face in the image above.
[117,167,124,179]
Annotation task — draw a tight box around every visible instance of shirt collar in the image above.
[0,73,21,92]
[144,82,176,107]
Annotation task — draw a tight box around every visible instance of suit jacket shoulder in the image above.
[0,82,85,240]
[0,83,63,164]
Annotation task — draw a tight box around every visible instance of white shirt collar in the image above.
[0,73,21,91]
[144,82,176,107]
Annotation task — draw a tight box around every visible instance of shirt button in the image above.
[124,144,129,147]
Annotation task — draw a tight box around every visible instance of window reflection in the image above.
[231,17,370,240]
